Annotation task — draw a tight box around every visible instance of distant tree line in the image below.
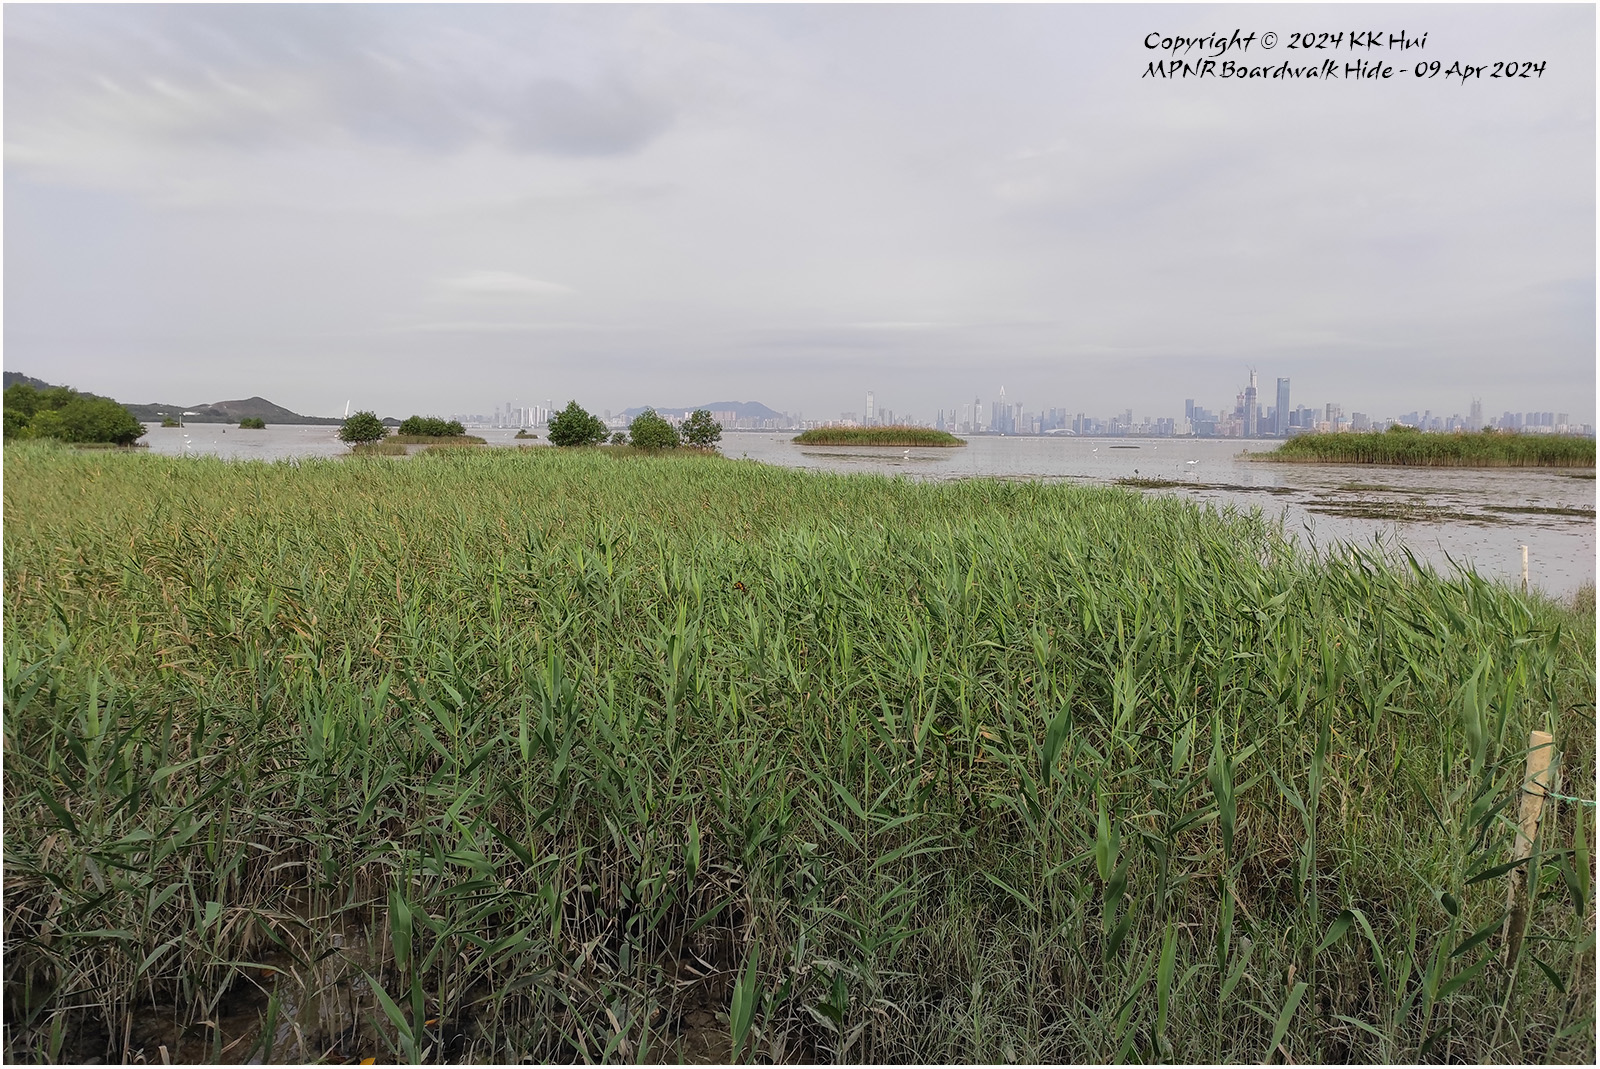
[3,383,146,445]
[335,404,724,452]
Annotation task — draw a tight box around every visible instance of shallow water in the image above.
[727,433,1595,598]
[138,424,1595,597]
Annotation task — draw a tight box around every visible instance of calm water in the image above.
[141,424,1596,597]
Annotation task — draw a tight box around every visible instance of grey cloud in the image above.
[436,271,576,298]
[4,5,1592,424]
[5,6,675,159]
[507,79,672,157]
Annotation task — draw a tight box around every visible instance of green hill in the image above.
[123,396,355,426]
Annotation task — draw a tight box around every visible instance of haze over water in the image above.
[142,424,1595,597]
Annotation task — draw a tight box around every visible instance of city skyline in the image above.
[6,6,1593,423]
[434,373,1592,438]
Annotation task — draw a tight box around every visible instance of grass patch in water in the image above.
[1261,428,1595,468]
[1482,504,1597,518]
[1334,482,1409,493]
[1115,476,1183,488]
[390,433,487,445]
[792,425,965,447]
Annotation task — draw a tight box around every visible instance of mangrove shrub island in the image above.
[793,424,965,447]
[238,416,267,429]
[545,401,724,452]
[335,413,489,454]
[336,410,389,449]
[1263,425,1596,468]
[394,416,487,445]
[2,443,1593,1064]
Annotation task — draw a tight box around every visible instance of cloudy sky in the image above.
[6,4,1594,423]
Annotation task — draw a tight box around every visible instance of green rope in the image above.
[1543,790,1597,807]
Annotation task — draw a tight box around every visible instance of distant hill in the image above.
[3,371,58,392]
[121,396,360,426]
[7,373,368,424]
[619,400,785,421]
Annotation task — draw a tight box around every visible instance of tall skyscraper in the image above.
[1244,370,1258,438]
[991,386,1008,434]
[1469,398,1483,431]
[1275,378,1290,436]
[865,390,876,425]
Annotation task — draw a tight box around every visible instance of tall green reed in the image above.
[3,442,1593,1063]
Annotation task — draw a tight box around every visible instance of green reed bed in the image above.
[1262,430,1596,468]
[3,443,1593,1063]
[792,426,965,447]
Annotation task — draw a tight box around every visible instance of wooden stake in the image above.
[1502,730,1554,966]
[1520,545,1529,595]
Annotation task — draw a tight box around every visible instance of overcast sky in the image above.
[6,4,1594,423]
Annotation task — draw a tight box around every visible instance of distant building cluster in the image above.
[451,400,553,428]
[918,372,1595,439]
[446,382,1592,439]
[1181,374,1590,439]
[611,408,792,431]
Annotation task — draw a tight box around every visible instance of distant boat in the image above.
[1110,445,1140,449]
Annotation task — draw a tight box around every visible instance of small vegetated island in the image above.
[238,416,267,429]
[544,401,724,451]
[1260,425,1595,468]
[392,415,485,445]
[338,412,486,454]
[792,424,965,447]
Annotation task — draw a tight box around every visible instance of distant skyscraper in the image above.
[1275,378,1290,436]
[1244,370,1258,438]
[866,390,875,425]
[1469,398,1483,431]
